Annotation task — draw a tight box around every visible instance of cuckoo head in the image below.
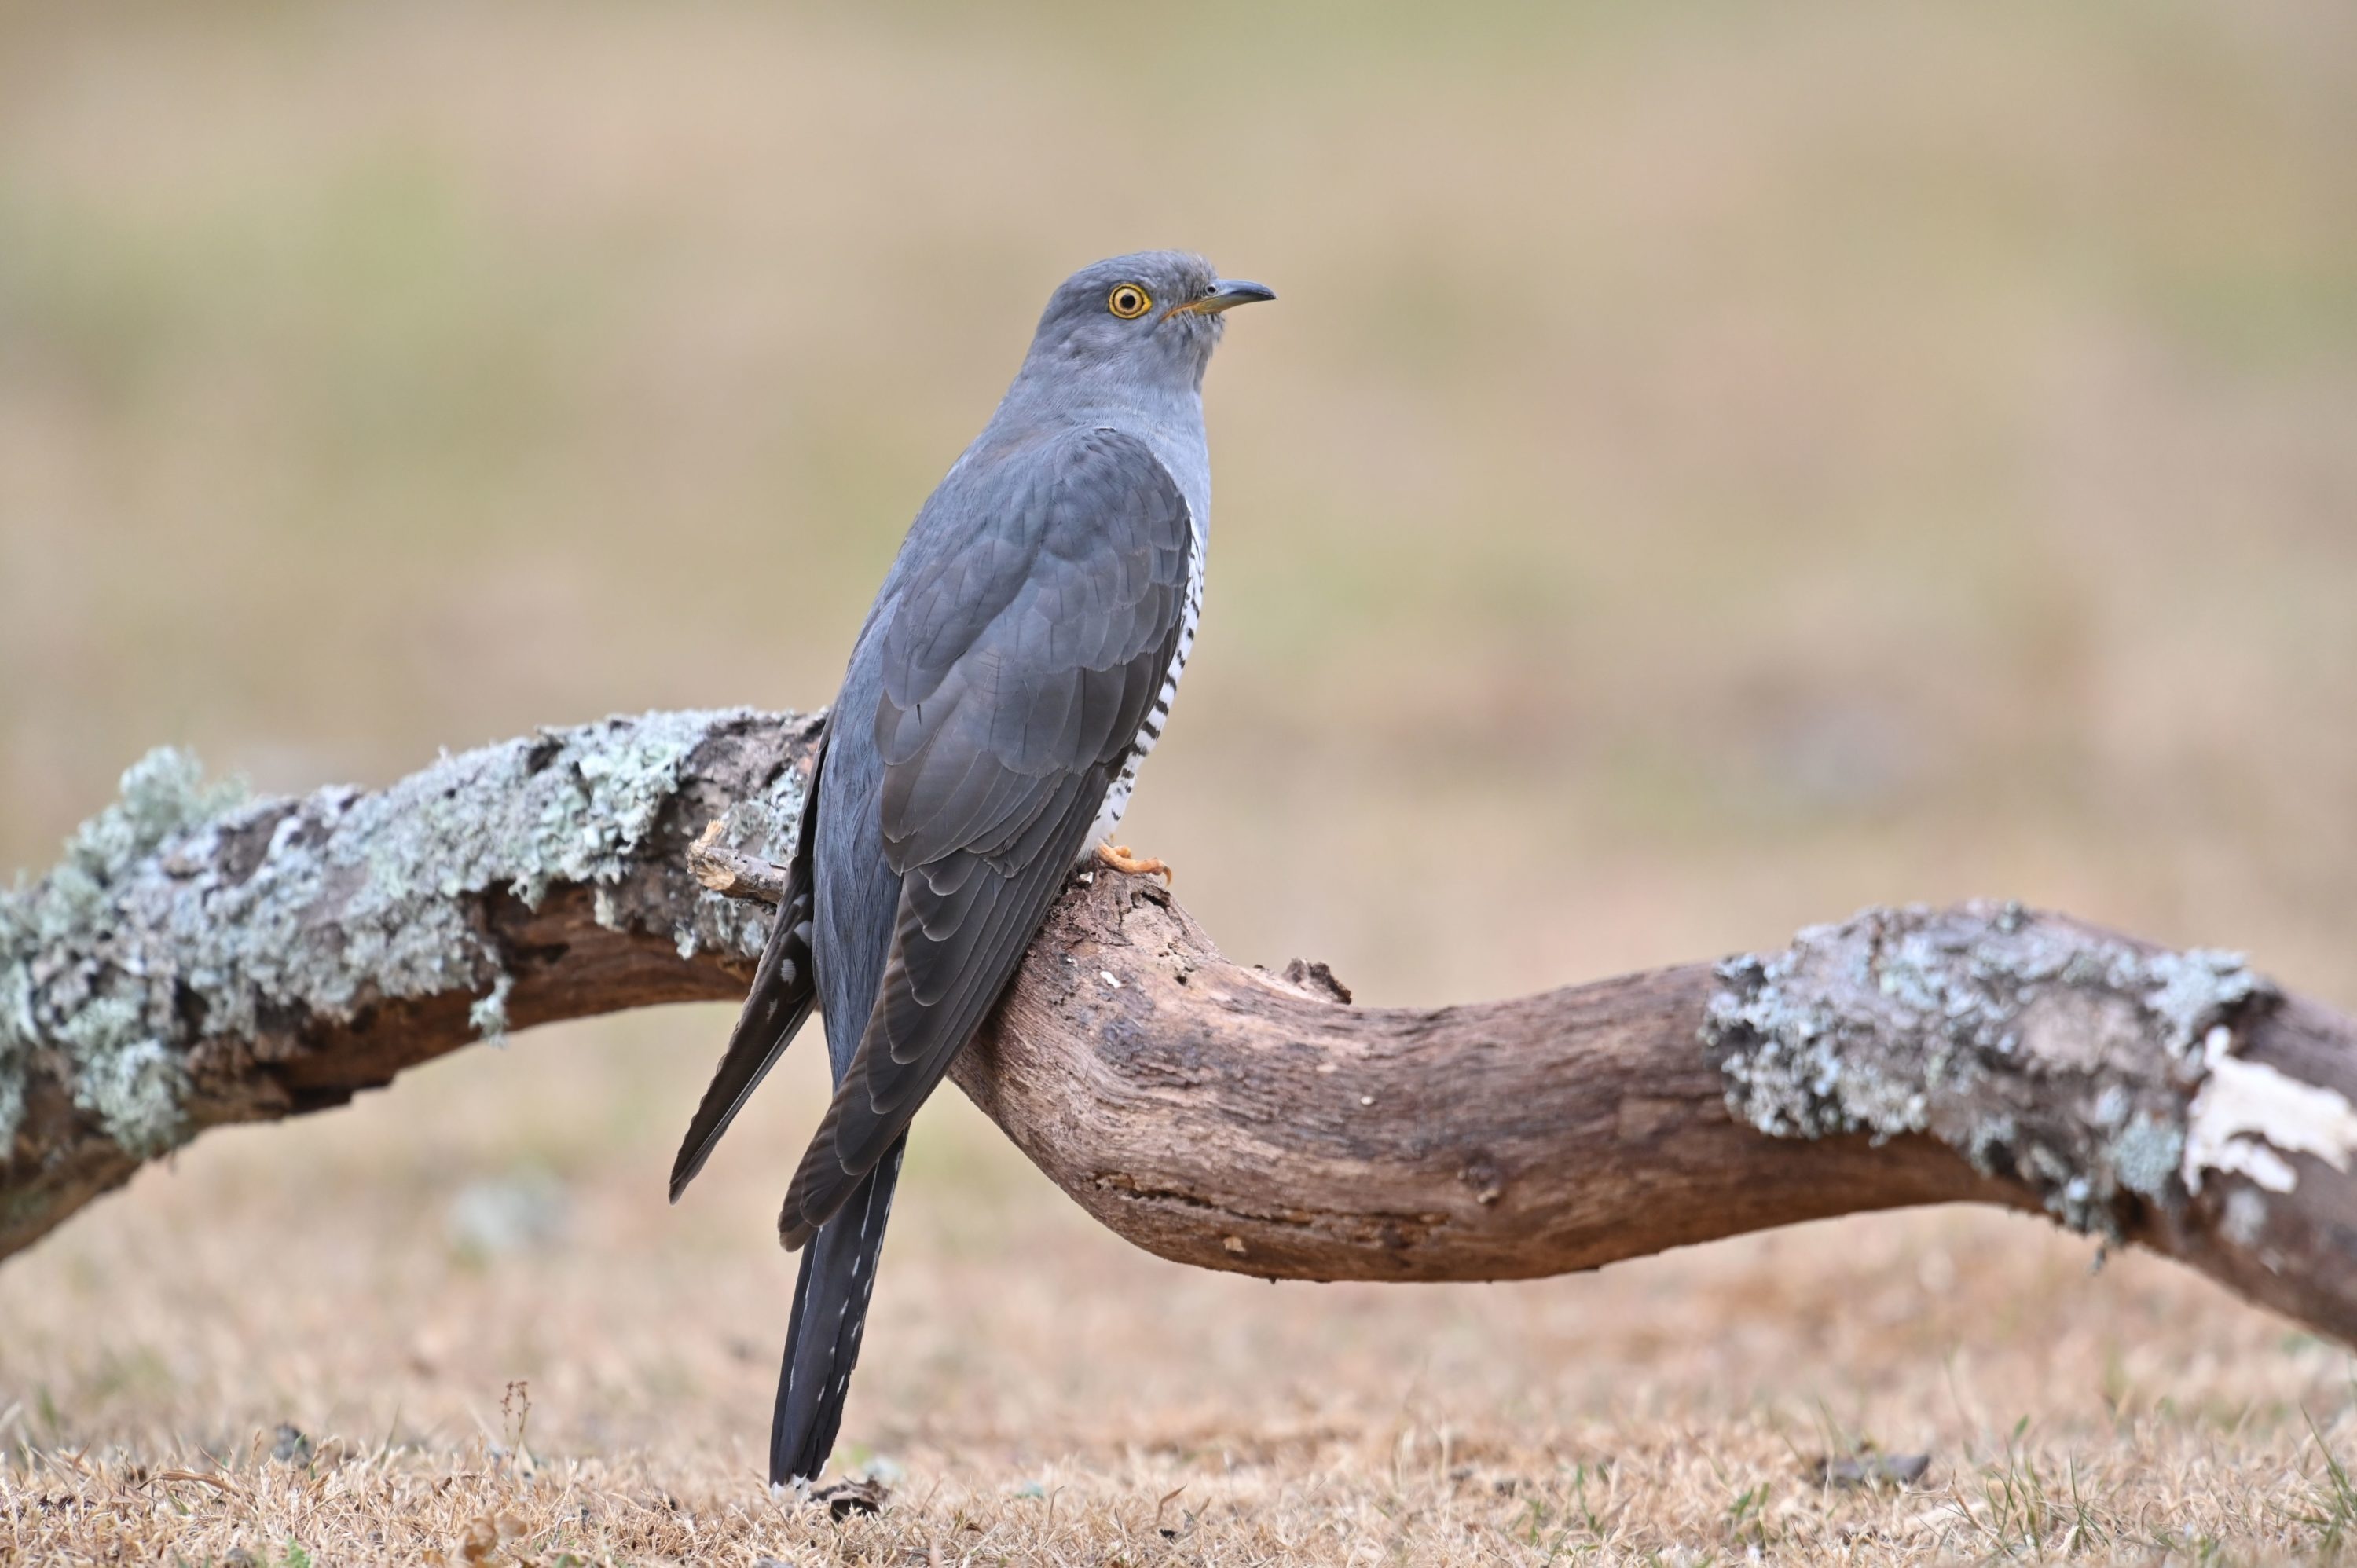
[1022,251,1275,393]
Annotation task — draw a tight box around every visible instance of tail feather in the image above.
[770,1138,905,1485]
[668,880,816,1201]
[670,738,829,1204]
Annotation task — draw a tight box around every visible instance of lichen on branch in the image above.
[0,709,815,1176]
[0,749,249,1154]
[1703,901,2278,1240]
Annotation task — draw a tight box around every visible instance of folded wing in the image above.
[777,427,1194,1247]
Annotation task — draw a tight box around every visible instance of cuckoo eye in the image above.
[1106,283,1153,319]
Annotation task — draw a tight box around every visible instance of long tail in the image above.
[769,1137,906,1485]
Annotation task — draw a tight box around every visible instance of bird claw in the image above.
[1096,841,1173,885]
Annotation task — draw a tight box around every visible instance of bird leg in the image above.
[1096,841,1173,885]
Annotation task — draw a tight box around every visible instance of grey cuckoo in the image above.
[669,251,1273,1485]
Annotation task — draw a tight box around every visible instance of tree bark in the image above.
[2,710,2352,1345]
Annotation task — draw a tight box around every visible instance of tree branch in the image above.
[3,711,2352,1346]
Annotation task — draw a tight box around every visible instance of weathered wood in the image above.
[946,884,2356,1346]
[3,710,2352,1349]
[0,709,822,1261]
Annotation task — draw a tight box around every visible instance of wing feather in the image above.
[776,427,1193,1247]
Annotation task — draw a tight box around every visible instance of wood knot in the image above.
[1281,958,1354,1005]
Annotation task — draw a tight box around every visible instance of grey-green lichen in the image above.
[1704,900,2278,1239]
[2107,1114,2187,1203]
[0,748,250,1154]
[0,709,811,1163]
[469,973,515,1046]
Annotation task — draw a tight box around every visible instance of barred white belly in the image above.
[1081,530,1204,859]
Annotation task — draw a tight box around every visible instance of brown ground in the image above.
[3,2,2355,1562]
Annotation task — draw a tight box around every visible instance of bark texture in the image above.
[3,710,2352,1346]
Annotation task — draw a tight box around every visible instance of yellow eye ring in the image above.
[1107,283,1153,319]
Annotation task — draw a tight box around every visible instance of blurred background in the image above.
[2,1,2354,1558]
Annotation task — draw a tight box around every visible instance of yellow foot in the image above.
[1096,841,1173,884]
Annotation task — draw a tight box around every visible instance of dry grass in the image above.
[3,1032,2355,1565]
[3,1,2356,1562]
[7,1415,2356,1566]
